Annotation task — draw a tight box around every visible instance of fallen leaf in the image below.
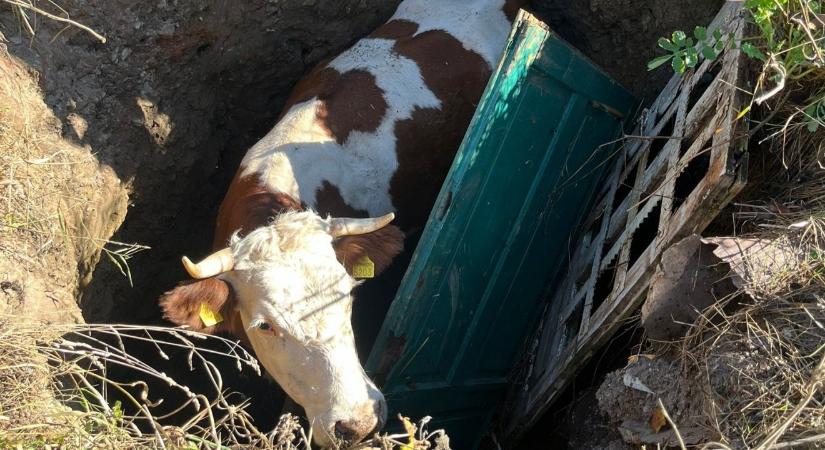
[623,373,655,395]
[701,236,801,296]
[628,354,657,364]
[649,407,667,433]
[399,415,416,450]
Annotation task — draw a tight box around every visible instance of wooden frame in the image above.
[504,2,749,440]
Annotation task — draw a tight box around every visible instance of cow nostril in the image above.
[334,420,360,443]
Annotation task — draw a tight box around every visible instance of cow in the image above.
[159,0,525,446]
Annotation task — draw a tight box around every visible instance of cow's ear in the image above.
[159,277,236,334]
[333,225,404,277]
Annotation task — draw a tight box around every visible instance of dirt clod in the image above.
[596,357,713,447]
[642,234,736,341]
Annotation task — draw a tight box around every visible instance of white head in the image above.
[160,211,403,447]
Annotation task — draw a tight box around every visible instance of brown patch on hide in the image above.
[334,225,404,277]
[279,64,388,145]
[503,0,530,22]
[279,65,340,115]
[370,19,419,39]
[389,30,491,229]
[394,30,489,106]
[316,70,387,145]
[315,180,369,218]
[214,173,303,249]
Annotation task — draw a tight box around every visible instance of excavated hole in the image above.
[3,0,727,444]
[4,0,403,433]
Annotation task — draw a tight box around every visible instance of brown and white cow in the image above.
[160,0,524,446]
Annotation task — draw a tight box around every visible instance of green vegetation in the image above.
[651,0,824,148]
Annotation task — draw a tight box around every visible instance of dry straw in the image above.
[680,106,825,448]
[0,317,452,449]
[670,3,825,446]
[2,0,105,43]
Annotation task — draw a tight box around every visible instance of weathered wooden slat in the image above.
[502,2,750,441]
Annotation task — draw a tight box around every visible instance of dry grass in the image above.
[0,316,256,449]
[682,299,824,449]
[0,314,451,449]
[674,98,825,448]
[0,314,293,449]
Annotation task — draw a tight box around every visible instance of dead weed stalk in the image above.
[1,0,105,43]
[0,316,268,449]
[685,142,825,448]
[0,316,451,449]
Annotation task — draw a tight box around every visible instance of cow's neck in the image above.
[213,172,302,249]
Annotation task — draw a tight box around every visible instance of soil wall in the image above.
[2,0,401,322]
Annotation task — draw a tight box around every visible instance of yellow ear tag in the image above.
[199,303,223,327]
[352,256,375,279]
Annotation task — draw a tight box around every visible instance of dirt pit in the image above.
[1,0,404,324]
[2,0,402,435]
[1,0,727,446]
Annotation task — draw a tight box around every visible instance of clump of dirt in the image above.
[532,0,724,102]
[0,47,128,324]
[1,0,402,323]
[596,357,712,447]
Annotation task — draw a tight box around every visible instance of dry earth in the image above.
[0,48,127,324]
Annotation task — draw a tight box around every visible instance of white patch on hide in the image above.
[391,0,512,68]
[240,38,439,216]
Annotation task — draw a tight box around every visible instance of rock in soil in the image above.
[642,234,736,341]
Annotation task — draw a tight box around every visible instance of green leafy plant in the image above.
[745,0,823,86]
[803,96,825,132]
[741,41,767,61]
[647,26,726,73]
[650,0,824,137]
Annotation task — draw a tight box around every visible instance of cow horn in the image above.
[330,213,395,238]
[181,248,235,279]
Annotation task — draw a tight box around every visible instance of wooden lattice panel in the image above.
[505,2,749,438]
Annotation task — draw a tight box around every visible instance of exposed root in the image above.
[1,0,105,43]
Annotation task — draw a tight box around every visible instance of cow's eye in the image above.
[257,322,272,331]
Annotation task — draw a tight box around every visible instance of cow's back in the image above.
[216,0,522,247]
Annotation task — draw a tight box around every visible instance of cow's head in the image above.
[160,210,403,447]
